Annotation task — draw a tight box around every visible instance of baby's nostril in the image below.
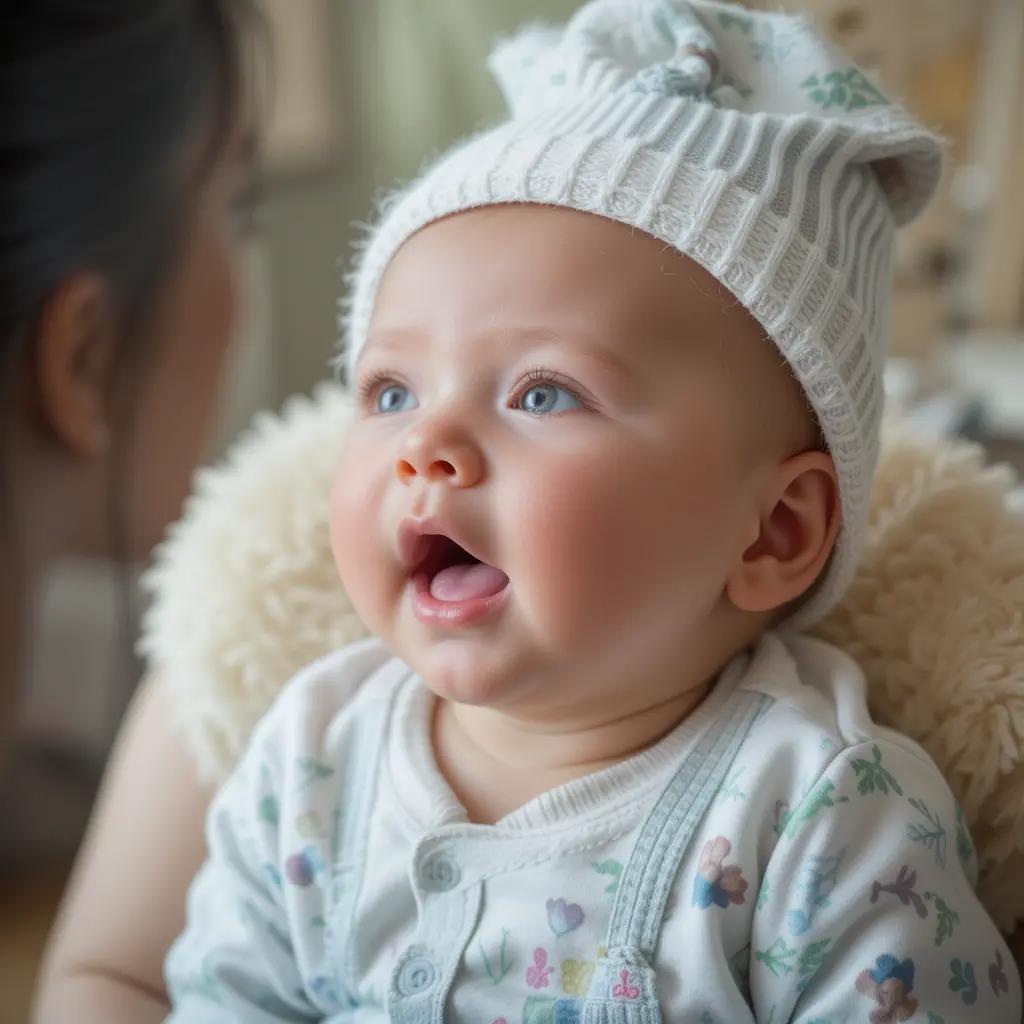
[430,460,457,478]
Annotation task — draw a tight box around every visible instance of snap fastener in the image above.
[396,954,439,997]
[419,851,461,892]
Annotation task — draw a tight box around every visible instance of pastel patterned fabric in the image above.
[165,632,1021,1023]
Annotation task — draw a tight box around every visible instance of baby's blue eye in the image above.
[520,383,581,415]
[376,384,417,414]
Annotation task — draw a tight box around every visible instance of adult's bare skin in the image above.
[33,675,212,1023]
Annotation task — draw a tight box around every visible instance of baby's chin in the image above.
[399,639,533,709]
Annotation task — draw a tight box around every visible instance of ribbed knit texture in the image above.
[341,0,943,627]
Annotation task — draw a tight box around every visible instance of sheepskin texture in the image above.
[140,383,1024,931]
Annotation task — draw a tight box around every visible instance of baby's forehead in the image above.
[372,204,761,356]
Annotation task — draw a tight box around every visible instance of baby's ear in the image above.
[725,451,841,613]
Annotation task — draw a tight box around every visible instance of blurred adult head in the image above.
[0,0,261,737]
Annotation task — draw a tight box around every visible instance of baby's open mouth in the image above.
[413,535,509,603]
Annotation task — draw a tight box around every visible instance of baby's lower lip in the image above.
[409,571,510,628]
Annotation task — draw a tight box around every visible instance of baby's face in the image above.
[333,206,809,713]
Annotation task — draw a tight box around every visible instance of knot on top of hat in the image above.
[632,1,720,98]
[632,43,718,97]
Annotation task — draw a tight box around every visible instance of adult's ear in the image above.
[726,450,842,613]
[33,271,118,459]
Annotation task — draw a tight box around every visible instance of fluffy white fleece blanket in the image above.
[140,383,1024,932]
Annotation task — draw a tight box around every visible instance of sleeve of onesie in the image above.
[748,737,1022,1024]
[164,639,389,1023]
[163,711,321,1024]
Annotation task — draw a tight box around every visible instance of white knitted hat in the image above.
[342,0,943,628]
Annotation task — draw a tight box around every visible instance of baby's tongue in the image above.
[430,562,509,602]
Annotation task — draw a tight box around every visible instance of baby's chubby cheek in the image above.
[328,445,397,637]
[508,439,737,656]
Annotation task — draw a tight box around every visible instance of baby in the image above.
[166,1,1022,1022]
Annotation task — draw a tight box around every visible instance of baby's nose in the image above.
[395,430,483,488]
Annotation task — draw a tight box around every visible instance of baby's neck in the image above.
[431,681,712,825]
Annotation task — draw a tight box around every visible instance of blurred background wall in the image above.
[2,0,1022,1017]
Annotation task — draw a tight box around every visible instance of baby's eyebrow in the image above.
[494,326,640,384]
[361,328,424,355]
[362,325,639,384]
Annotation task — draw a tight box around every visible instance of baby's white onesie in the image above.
[165,632,1022,1023]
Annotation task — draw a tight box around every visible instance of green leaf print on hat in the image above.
[800,68,887,111]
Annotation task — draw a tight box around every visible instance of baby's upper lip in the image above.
[397,515,488,573]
